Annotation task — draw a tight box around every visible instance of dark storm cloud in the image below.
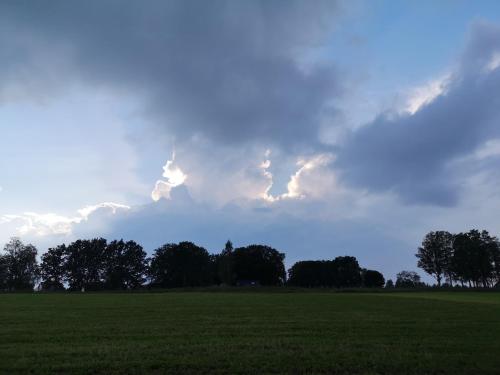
[0,0,340,148]
[336,22,500,206]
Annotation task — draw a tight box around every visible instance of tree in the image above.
[40,245,66,291]
[288,257,363,288]
[0,254,8,291]
[103,240,148,290]
[451,230,498,287]
[478,230,499,287]
[385,279,394,288]
[217,240,235,285]
[149,242,212,288]
[232,245,285,286]
[362,269,385,288]
[64,238,107,291]
[451,232,474,287]
[333,256,362,287]
[288,261,325,287]
[416,231,453,287]
[2,238,39,291]
[395,271,423,288]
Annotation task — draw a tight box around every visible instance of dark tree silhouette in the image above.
[334,256,362,287]
[451,232,474,287]
[232,245,285,286]
[64,238,107,291]
[451,230,499,287]
[40,245,66,291]
[362,269,385,288]
[395,270,423,288]
[287,261,325,287]
[287,257,364,288]
[217,240,235,285]
[416,231,453,287]
[103,240,148,290]
[149,242,212,287]
[0,254,8,291]
[385,279,394,288]
[2,237,39,291]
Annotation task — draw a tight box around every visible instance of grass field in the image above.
[1,291,500,374]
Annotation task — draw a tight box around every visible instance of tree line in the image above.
[0,237,388,291]
[3,228,499,292]
[416,229,500,288]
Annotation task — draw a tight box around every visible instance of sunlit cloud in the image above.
[260,152,334,202]
[77,202,131,220]
[151,152,187,201]
[0,202,130,236]
[405,74,450,115]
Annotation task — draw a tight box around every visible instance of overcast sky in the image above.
[2,0,500,281]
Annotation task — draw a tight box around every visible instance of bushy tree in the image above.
[288,261,325,287]
[451,230,499,287]
[232,245,285,286]
[395,271,424,288]
[64,238,107,291]
[362,269,385,288]
[334,256,362,287]
[287,257,363,288]
[416,231,453,286]
[40,245,66,291]
[149,242,212,287]
[385,279,394,288]
[103,240,148,289]
[2,238,39,291]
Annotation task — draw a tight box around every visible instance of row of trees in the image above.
[416,230,500,287]
[0,237,391,291]
[0,238,287,291]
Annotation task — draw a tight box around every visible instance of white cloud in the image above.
[151,153,187,201]
[77,202,131,220]
[281,154,334,199]
[0,202,130,237]
[485,51,500,72]
[259,150,276,202]
[475,139,500,159]
[260,152,334,202]
[405,74,450,115]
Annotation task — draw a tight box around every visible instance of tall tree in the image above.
[40,245,66,291]
[103,240,148,289]
[64,238,107,291]
[451,230,497,287]
[416,231,453,287]
[2,237,39,291]
[232,245,286,286]
[149,242,212,288]
[217,240,235,285]
[451,232,474,287]
[0,254,8,291]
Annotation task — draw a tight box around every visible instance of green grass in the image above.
[1,292,500,374]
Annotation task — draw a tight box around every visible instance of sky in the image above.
[2,0,500,281]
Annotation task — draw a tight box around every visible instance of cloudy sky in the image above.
[2,0,500,280]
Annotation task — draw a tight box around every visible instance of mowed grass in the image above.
[1,292,500,374]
